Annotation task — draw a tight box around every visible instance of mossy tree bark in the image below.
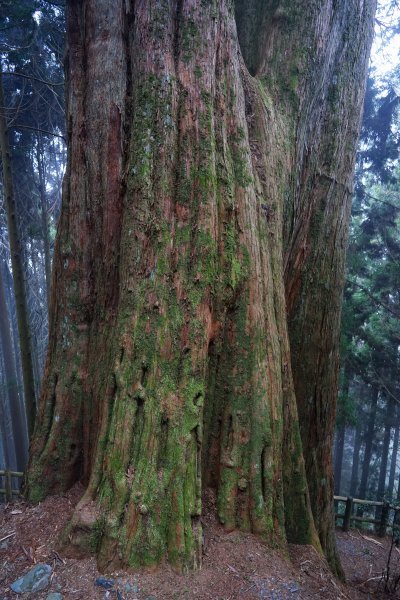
[27,0,375,574]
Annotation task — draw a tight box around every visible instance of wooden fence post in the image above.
[343,497,353,532]
[334,498,339,515]
[378,502,390,537]
[5,470,12,502]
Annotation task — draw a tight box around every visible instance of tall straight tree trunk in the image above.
[0,68,36,436]
[334,426,345,495]
[333,362,352,496]
[375,397,394,521]
[27,0,375,574]
[0,353,16,470]
[397,472,400,502]
[36,136,52,311]
[350,422,362,498]
[359,385,379,500]
[388,416,399,500]
[2,259,24,397]
[0,261,28,470]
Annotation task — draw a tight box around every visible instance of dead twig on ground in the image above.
[357,529,384,547]
[52,549,66,564]
[0,532,15,543]
[356,575,383,586]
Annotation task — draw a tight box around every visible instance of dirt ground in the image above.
[1,485,399,599]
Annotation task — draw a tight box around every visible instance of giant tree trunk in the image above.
[27,0,375,574]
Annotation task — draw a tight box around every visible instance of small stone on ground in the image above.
[10,563,52,594]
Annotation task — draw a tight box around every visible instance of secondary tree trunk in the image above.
[27,0,375,574]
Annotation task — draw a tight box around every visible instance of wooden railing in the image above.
[0,469,23,502]
[334,495,395,536]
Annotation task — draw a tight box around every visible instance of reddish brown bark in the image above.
[27,0,375,574]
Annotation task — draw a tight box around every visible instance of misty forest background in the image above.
[0,0,400,509]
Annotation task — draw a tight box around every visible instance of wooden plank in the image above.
[334,495,384,507]
[5,471,12,502]
[350,516,380,525]
[335,516,379,525]
[0,468,23,502]
[353,498,384,507]
[0,470,24,477]
[335,514,379,524]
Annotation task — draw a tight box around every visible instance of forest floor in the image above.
[1,484,399,600]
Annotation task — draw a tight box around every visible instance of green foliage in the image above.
[337,63,400,499]
[358,77,400,182]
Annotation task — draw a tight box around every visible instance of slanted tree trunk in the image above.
[0,68,36,436]
[27,0,375,574]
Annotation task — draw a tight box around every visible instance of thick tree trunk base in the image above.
[27,0,374,577]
